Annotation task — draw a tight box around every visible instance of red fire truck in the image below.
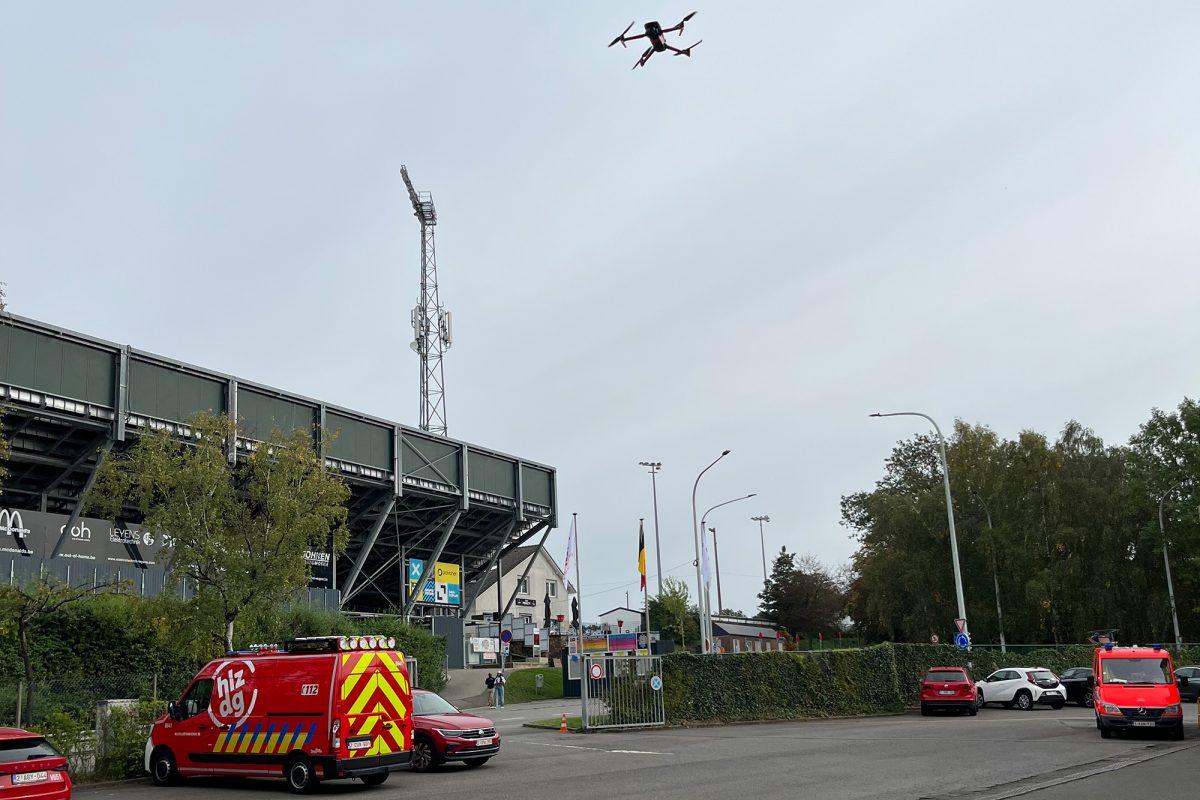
[144,635,412,793]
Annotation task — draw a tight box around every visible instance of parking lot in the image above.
[78,702,1199,799]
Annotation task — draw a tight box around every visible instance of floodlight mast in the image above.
[401,165,452,436]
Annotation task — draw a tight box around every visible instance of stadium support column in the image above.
[341,495,397,606]
[402,510,462,618]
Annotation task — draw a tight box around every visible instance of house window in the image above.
[546,580,557,598]
[517,576,530,594]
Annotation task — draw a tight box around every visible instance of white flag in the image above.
[700,527,713,590]
[562,516,577,592]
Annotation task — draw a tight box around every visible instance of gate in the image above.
[582,655,665,730]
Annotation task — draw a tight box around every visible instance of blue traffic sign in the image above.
[500,629,513,644]
[954,632,970,650]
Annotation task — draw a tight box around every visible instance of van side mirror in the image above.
[166,700,179,720]
[1085,676,1095,688]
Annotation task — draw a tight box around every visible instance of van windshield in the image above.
[1100,658,1173,685]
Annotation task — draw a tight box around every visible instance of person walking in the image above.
[485,672,496,708]
[494,670,507,709]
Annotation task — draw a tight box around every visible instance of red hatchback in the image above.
[0,729,71,799]
[409,690,499,771]
[920,667,979,716]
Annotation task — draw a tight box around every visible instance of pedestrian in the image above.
[485,672,496,707]
[495,670,506,708]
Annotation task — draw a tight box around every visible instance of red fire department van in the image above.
[144,635,412,793]
[1090,643,1187,740]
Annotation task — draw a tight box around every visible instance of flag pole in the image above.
[574,513,588,731]
[640,518,650,638]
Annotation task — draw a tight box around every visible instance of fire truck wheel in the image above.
[361,771,389,786]
[285,754,318,794]
[150,748,179,786]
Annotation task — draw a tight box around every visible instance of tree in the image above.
[758,548,845,638]
[0,574,120,722]
[88,411,350,651]
[648,577,700,650]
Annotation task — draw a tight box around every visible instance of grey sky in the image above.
[3,2,1199,618]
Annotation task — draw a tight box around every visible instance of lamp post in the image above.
[751,515,771,586]
[870,411,968,639]
[971,493,1005,654]
[700,493,756,650]
[1157,481,1186,650]
[710,527,723,614]
[638,461,664,595]
[692,450,730,654]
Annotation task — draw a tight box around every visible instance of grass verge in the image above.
[503,667,563,704]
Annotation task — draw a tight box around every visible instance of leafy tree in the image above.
[758,547,845,638]
[88,411,350,651]
[0,574,121,722]
[648,577,700,650]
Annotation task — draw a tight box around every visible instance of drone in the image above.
[608,12,701,70]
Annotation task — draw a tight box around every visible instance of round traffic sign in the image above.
[649,675,663,691]
[930,634,940,645]
[500,629,512,644]
[589,663,604,680]
[954,632,970,650]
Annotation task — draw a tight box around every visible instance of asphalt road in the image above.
[79,703,1199,799]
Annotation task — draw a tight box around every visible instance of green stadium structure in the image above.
[0,313,556,614]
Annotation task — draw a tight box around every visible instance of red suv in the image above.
[409,690,499,771]
[0,728,72,799]
[920,667,979,716]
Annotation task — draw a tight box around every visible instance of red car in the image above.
[920,667,979,716]
[0,728,72,799]
[409,690,499,771]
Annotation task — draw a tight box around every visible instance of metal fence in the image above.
[582,655,664,731]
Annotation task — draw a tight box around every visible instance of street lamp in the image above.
[870,411,968,639]
[751,515,771,586]
[700,494,753,652]
[1158,481,1187,650]
[692,450,730,654]
[638,461,664,595]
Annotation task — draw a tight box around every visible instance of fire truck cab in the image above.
[1090,643,1187,740]
[145,635,412,793]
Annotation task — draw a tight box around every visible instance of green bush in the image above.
[94,701,163,781]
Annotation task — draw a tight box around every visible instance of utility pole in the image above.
[710,527,723,614]
[401,165,452,436]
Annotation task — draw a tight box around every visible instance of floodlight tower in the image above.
[401,165,452,436]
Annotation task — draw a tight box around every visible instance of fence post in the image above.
[15,681,23,728]
[152,673,158,703]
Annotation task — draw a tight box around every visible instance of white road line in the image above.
[497,717,526,721]
[516,741,672,756]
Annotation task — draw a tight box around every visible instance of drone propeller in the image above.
[609,21,635,48]
[678,11,697,33]
[673,40,702,57]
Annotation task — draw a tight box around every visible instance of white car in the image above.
[977,667,1065,710]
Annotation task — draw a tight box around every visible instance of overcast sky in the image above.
[3,2,1199,618]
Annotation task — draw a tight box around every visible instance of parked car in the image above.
[1092,644,1185,739]
[920,667,979,716]
[1175,666,1200,702]
[410,690,499,771]
[1057,667,1094,706]
[978,667,1065,710]
[0,728,72,799]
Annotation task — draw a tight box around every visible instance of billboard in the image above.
[406,558,461,606]
[0,506,170,575]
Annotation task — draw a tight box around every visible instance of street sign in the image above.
[930,634,940,645]
[589,663,604,680]
[500,629,512,644]
[650,675,663,691]
[954,632,970,650]
[954,618,967,634]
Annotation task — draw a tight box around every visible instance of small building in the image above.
[596,606,646,633]
[712,617,785,653]
[463,545,571,633]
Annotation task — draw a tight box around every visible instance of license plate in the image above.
[12,771,48,784]
[347,737,373,751]
[475,738,494,747]
[938,690,955,695]
[1132,721,1155,728]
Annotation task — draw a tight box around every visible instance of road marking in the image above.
[497,717,525,721]
[516,741,672,756]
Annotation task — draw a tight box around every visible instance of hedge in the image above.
[662,643,1200,724]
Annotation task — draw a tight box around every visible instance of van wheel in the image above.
[1098,717,1112,739]
[1170,727,1185,741]
[286,754,318,794]
[1014,691,1033,711]
[361,771,389,786]
[150,747,179,786]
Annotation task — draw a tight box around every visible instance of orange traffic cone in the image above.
[559,713,568,733]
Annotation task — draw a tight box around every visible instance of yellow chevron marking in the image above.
[377,676,406,716]
[214,731,230,752]
[359,715,379,735]
[378,651,411,696]
[349,673,379,715]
